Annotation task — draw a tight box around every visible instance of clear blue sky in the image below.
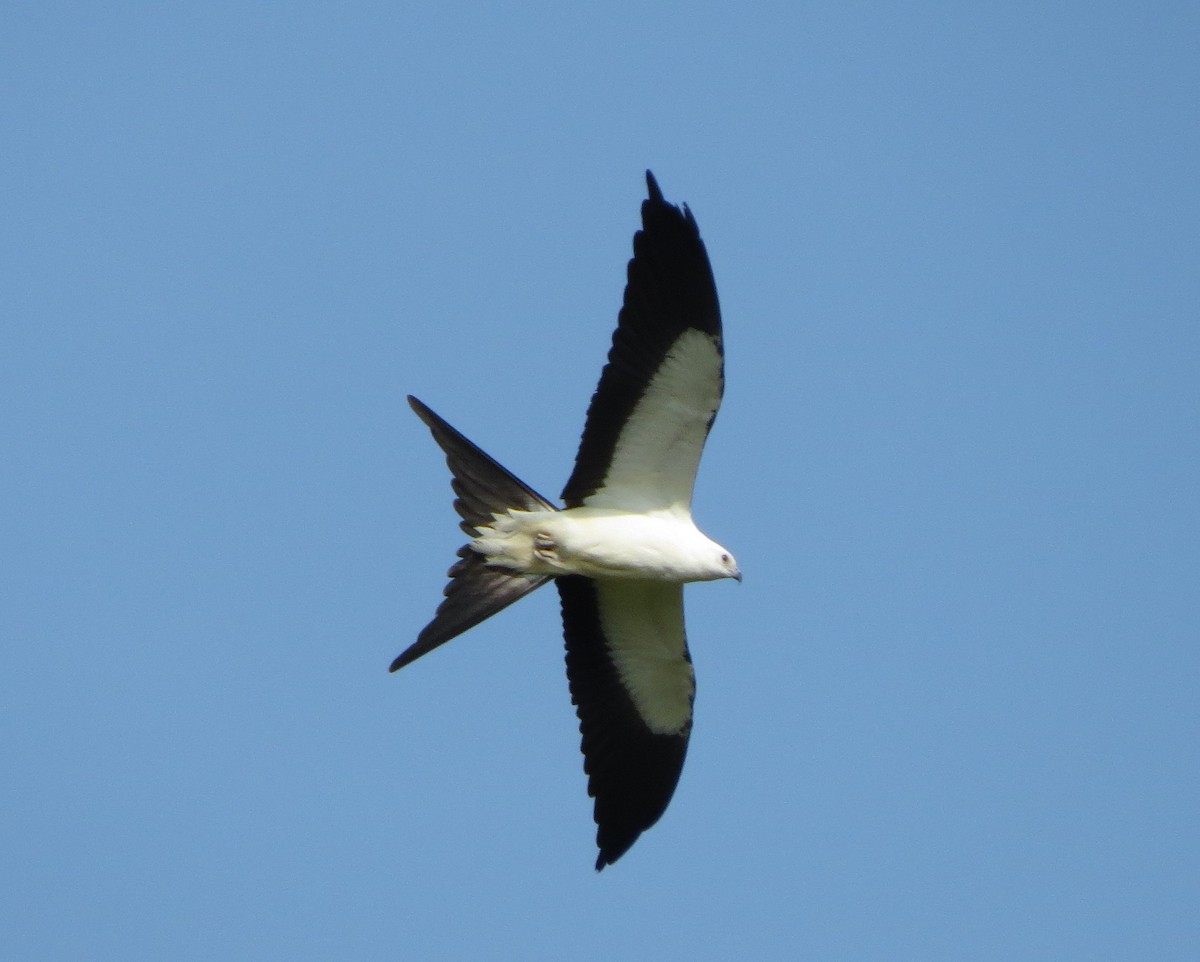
[3,3,1197,959]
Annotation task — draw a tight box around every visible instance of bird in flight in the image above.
[392,171,739,870]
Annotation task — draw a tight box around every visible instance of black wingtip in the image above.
[593,835,638,871]
[643,170,698,229]
[645,169,663,203]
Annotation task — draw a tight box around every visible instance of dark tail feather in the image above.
[393,397,557,672]
[391,547,550,671]
[407,396,556,535]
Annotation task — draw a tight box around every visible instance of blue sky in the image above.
[3,2,1198,959]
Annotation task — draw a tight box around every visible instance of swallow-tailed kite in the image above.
[392,171,739,870]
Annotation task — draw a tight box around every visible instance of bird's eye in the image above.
[721,553,729,563]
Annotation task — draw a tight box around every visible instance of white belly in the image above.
[472,506,726,583]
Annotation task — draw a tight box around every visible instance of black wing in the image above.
[561,171,724,511]
[558,575,694,870]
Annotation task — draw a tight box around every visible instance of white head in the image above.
[699,540,742,583]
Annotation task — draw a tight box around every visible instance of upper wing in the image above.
[557,575,695,870]
[561,171,724,512]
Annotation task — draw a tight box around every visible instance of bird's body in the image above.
[472,505,737,583]
[393,172,737,869]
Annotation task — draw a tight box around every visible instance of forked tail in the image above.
[391,396,557,672]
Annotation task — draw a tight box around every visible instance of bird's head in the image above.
[706,544,742,583]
